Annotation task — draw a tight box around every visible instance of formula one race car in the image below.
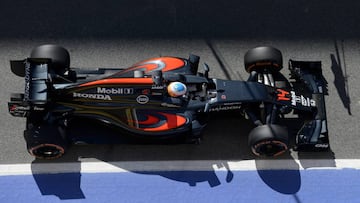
[8,45,329,159]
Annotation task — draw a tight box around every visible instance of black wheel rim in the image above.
[30,144,64,159]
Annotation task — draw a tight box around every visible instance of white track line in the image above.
[1,159,360,176]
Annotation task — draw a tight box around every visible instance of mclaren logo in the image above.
[73,92,112,100]
[137,59,166,72]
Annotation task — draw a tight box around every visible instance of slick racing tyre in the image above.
[30,44,70,75]
[244,46,283,73]
[248,124,289,157]
[24,124,68,159]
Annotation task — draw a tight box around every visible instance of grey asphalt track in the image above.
[0,0,359,164]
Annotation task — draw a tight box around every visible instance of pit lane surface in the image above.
[1,160,360,202]
[1,0,360,202]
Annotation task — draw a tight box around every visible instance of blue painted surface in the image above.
[0,169,360,203]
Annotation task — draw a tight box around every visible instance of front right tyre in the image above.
[244,46,283,73]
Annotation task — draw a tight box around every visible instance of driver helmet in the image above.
[167,82,187,97]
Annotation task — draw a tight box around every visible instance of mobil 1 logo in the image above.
[97,87,134,95]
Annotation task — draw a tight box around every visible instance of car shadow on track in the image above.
[255,152,335,203]
[31,161,85,200]
[30,113,248,199]
[255,150,336,195]
[30,114,335,199]
[331,40,352,115]
[255,118,336,195]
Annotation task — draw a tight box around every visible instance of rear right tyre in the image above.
[30,44,70,75]
[24,124,68,159]
[30,44,77,83]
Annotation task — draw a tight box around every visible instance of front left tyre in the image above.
[248,124,289,157]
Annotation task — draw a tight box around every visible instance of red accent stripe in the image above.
[128,115,160,125]
[79,78,153,87]
[155,57,185,72]
[124,57,185,73]
[141,112,187,132]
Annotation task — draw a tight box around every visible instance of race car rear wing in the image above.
[8,59,50,117]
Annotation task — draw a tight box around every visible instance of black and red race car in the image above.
[8,45,329,159]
